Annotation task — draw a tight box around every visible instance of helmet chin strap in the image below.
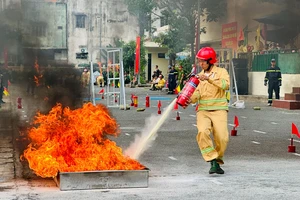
[205,59,213,72]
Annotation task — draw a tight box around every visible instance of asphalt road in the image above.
[1,86,300,200]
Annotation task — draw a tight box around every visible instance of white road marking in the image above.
[241,116,247,119]
[288,139,300,143]
[193,124,197,127]
[293,153,300,157]
[23,115,27,118]
[124,133,130,136]
[210,180,223,185]
[168,156,178,161]
[120,127,136,130]
[253,130,266,134]
[178,111,183,114]
[271,122,278,125]
[252,141,261,145]
[22,110,25,113]
[228,124,235,127]
[281,111,300,115]
[189,115,196,118]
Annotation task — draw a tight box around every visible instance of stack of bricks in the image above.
[273,87,300,110]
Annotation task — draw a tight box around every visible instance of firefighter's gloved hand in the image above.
[278,82,282,87]
[264,82,267,86]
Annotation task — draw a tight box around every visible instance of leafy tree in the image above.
[154,0,226,65]
[124,0,157,36]
[121,39,147,83]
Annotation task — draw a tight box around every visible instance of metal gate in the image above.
[90,48,126,108]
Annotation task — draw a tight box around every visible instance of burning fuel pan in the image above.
[54,169,149,191]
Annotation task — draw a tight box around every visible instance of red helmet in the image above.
[196,47,217,64]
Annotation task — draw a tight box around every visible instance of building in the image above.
[1,0,139,67]
[200,0,300,96]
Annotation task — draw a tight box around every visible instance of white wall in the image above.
[248,72,300,96]
[67,0,139,65]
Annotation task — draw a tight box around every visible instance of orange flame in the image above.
[22,103,145,178]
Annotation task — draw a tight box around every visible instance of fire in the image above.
[22,103,145,178]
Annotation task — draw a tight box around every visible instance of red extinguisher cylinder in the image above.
[176,76,200,107]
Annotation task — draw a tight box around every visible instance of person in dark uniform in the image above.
[167,65,178,94]
[264,58,282,106]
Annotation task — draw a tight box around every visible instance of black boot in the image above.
[209,159,224,174]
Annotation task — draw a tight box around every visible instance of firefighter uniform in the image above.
[190,65,230,164]
[264,64,282,105]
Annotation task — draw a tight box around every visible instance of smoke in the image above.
[124,99,177,160]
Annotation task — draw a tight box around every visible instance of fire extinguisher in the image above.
[145,95,150,107]
[176,75,200,107]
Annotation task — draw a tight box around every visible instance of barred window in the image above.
[76,15,86,28]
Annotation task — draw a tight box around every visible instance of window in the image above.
[158,53,165,58]
[160,16,168,27]
[32,25,46,37]
[76,15,86,28]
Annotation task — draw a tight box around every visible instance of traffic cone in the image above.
[157,100,162,114]
[231,116,239,136]
[288,138,296,153]
[289,123,299,153]
[176,111,180,120]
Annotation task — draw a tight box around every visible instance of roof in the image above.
[254,10,300,26]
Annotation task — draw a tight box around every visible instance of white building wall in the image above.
[248,72,300,96]
[67,0,139,65]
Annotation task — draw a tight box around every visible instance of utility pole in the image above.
[197,0,201,51]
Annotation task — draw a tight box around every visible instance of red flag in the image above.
[8,80,11,86]
[174,102,178,110]
[98,89,104,94]
[238,28,244,41]
[195,104,199,111]
[234,116,239,128]
[292,123,300,138]
[157,100,161,108]
[135,36,140,75]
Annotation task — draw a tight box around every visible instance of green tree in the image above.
[122,39,147,84]
[154,0,226,64]
[124,0,157,36]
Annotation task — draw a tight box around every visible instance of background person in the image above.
[264,58,282,106]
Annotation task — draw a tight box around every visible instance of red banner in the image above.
[135,36,140,74]
[222,22,237,50]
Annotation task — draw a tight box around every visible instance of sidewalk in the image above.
[0,92,15,185]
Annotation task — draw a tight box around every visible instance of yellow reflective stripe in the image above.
[266,70,281,73]
[201,147,215,154]
[278,78,282,80]
[264,78,268,80]
[198,106,228,110]
[221,79,226,89]
[199,99,228,104]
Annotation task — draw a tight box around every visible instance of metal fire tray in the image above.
[54,168,149,191]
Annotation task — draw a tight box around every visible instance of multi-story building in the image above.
[1,0,139,66]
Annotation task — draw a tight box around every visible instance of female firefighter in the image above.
[187,47,230,174]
